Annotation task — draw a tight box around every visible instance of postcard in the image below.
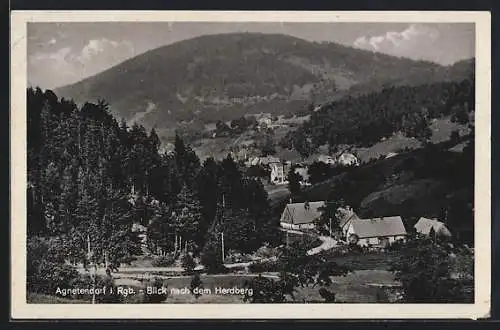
[11,10,491,319]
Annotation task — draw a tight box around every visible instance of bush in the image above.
[386,239,406,252]
[318,287,336,302]
[151,254,176,267]
[72,273,123,303]
[142,277,168,303]
[27,236,80,295]
[181,253,196,275]
[375,288,390,303]
[224,250,254,264]
[190,274,203,299]
[248,260,280,273]
[255,244,280,260]
[200,242,228,274]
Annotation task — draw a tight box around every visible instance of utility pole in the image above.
[87,234,96,304]
[221,193,225,262]
[329,218,332,237]
[221,232,225,262]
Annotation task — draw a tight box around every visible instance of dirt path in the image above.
[77,235,337,277]
[307,236,337,255]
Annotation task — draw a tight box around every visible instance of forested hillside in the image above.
[280,77,474,157]
[54,33,473,131]
[27,87,281,294]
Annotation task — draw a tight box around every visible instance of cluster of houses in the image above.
[279,200,452,248]
[255,114,288,131]
[317,152,360,167]
[244,155,310,186]
[243,151,360,187]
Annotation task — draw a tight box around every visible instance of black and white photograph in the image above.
[11,11,491,319]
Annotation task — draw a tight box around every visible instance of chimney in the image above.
[289,197,293,204]
[304,201,310,210]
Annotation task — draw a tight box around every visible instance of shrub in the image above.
[27,236,80,295]
[200,239,229,274]
[181,253,196,275]
[72,273,123,303]
[151,254,176,267]
[224,250,254,264]
[450,130,460,144]
[190,274,203,299]
[375,288,390,303]
[318,287,336,302]
[255,244,280,260]
[142,277,168,303]
[248,260,280,273]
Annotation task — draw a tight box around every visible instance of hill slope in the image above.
[55,33,474,130]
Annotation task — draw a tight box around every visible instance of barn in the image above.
[345,216,407,247]
[280,201,326,230]
[414,217,452,238]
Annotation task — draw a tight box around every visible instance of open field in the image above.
[329,251,398,271]
[293,270,399,303]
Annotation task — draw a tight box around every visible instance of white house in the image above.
[385,152,399,159]
[280,201,326,230]
[337,152,360,167]
[317,155,336,165]
[345,216,407,247]
[270,162,290,185]
[414,217,452,238]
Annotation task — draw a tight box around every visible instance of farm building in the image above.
[337,206,361,237]
[337,152,360,167]
[317,155,336,165]
[414,217,452,238]
[270,162,291,185]
[280,201,326,230]
[385,152,399,159]
[345,216,407,247]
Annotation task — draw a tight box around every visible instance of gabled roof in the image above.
[414,217,452,237]
[350,216,406,238]
[259,156,281,165]
[339,212,360,229]
[280,201,326,225]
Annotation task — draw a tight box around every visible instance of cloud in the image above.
[28,38,136,89]
[77,38,134,63]
[353,24,440,59]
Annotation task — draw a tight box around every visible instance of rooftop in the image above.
[280,201,326,225]
[350,216,407,238]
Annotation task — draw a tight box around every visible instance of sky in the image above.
[27,22,475,89]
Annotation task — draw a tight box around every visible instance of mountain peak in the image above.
[54,33,472,132]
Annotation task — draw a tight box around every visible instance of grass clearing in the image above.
[323,250,398,271]
[291,270,398,303]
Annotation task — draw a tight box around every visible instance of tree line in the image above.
[280,78,474,157]
[27,87,281,294]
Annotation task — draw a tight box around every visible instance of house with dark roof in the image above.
[337,207,361,237]
[345,216,407,247]
[280,201,326,230]
[414,217,452,238]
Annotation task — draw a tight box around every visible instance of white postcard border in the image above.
[10,10,491,319]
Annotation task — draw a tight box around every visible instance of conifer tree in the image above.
[173,186,203,253]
